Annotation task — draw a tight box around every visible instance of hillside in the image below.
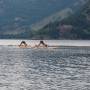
[31,0,90,39]
[0,0,88,39]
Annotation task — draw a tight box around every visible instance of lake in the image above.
[0,40,90,90]
[0,40,90,46]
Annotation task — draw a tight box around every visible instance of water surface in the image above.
[0,46,90,90]
[0,40,90,46]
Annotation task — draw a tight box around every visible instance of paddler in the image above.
[35,40,48,48]
[19,41,28,47]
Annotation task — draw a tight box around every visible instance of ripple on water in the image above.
[0,47,90,90]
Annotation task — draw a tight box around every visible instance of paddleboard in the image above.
[18,45,60,49]
[18,45,31,48]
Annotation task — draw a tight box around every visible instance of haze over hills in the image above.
[33,0,90,39]
[0,0,89,39]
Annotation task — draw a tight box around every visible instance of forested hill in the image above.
[31,0,90,39]
[0,0,89,39]
[0,0,84,38]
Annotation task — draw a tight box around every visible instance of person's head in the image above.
[22,41,26,44]
[40,40,44,43]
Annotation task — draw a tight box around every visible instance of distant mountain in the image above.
[0,0,88,38]
[31,8,73,31]
[30,0,90,39]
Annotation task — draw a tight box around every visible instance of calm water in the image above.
[0,40,90,46]
[0,46,90,90]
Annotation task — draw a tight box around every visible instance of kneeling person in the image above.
[36,40,48,48]
[19,41,27,47]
